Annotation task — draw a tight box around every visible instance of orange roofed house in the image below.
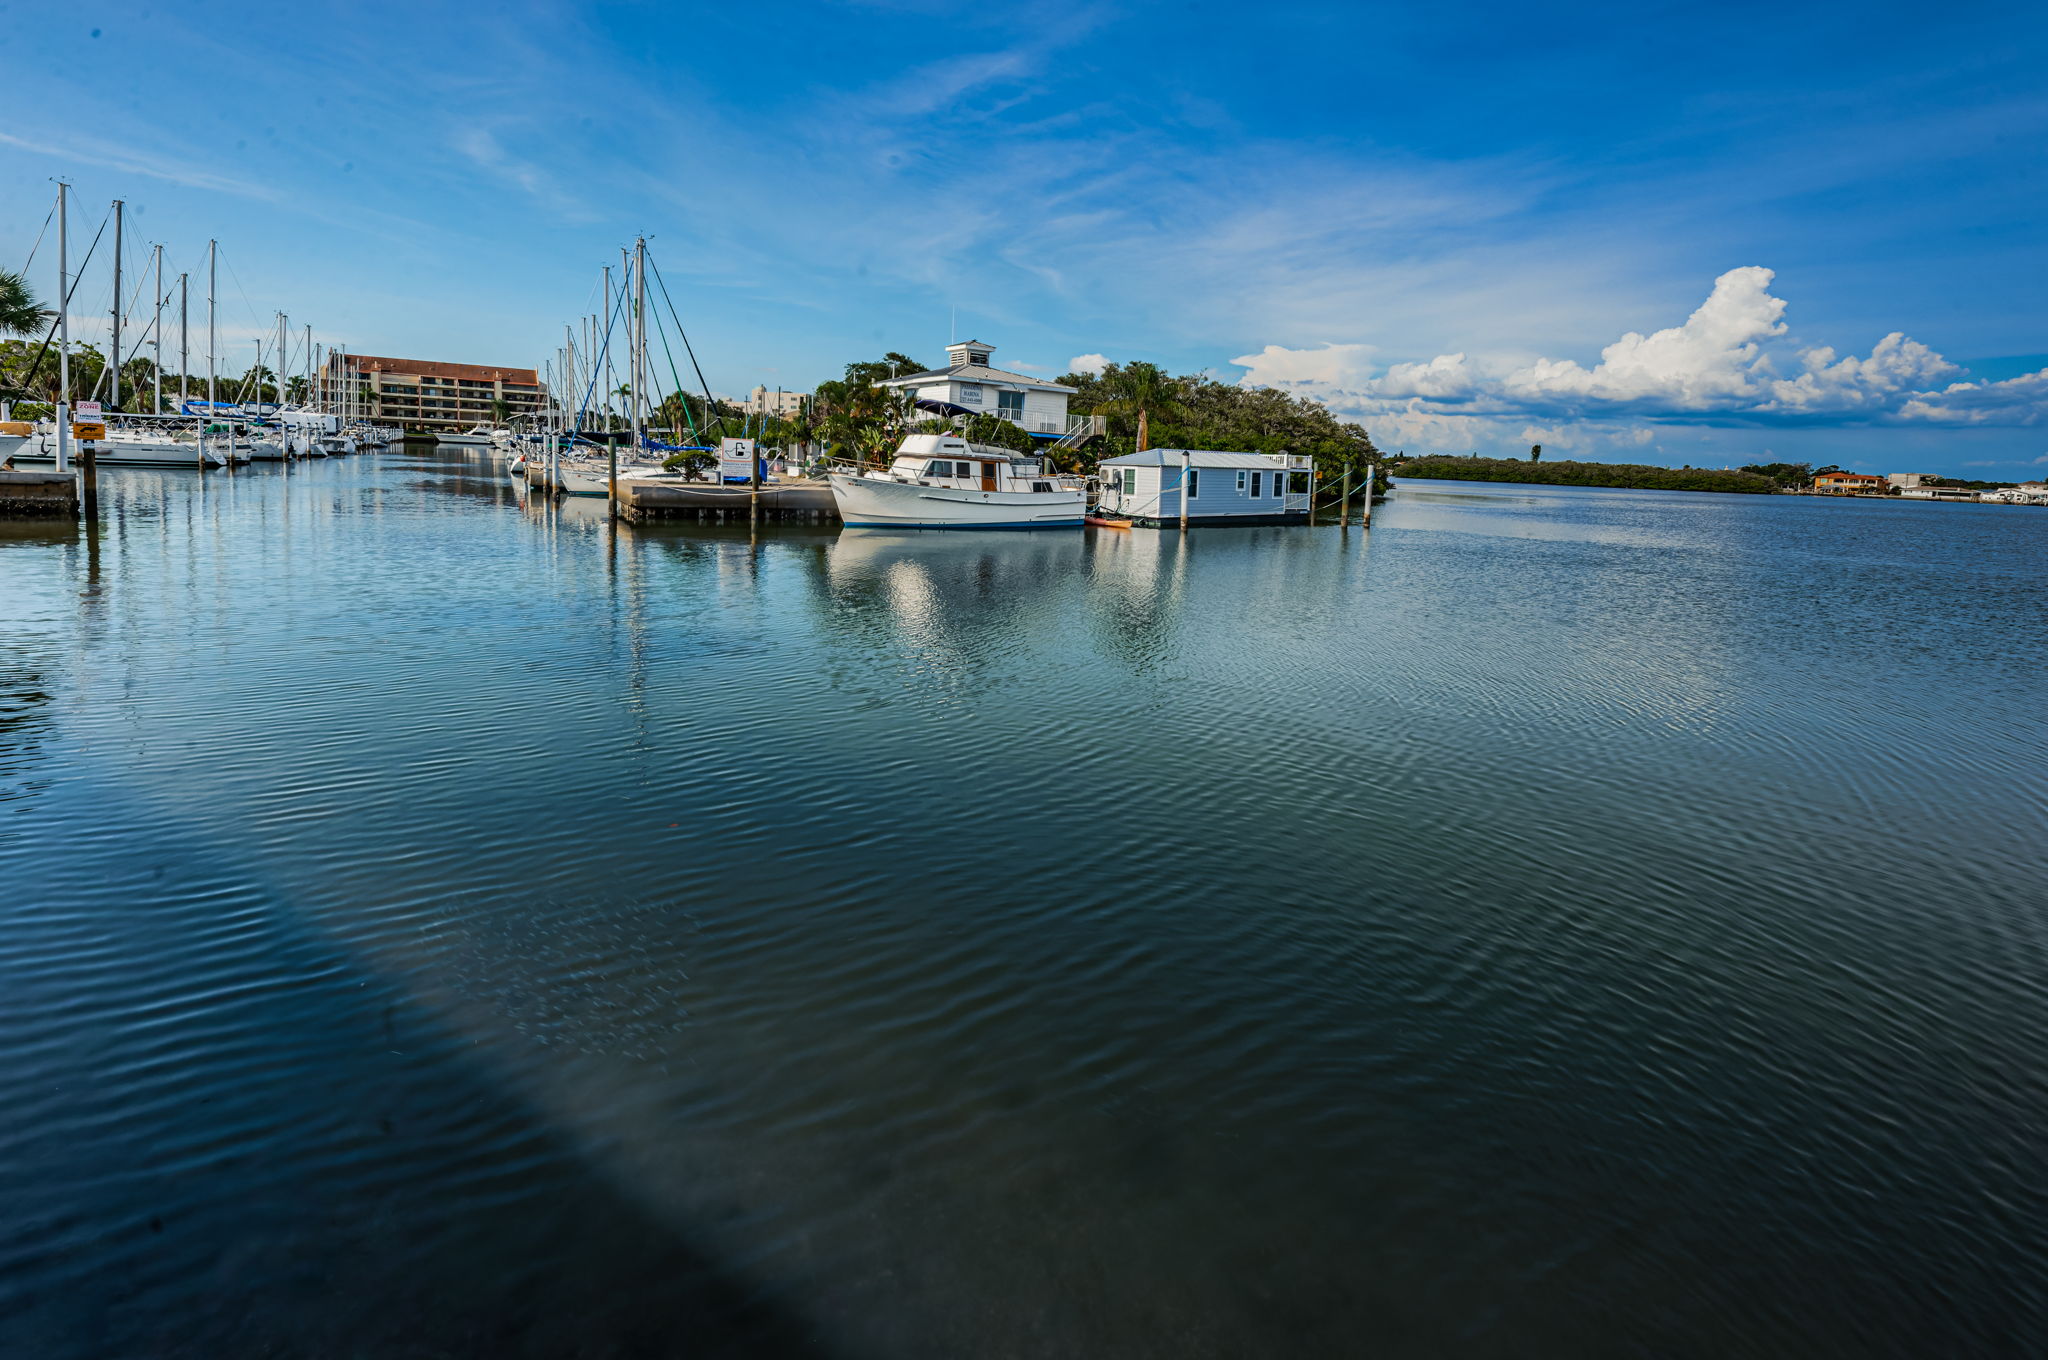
[320,353,548,434]
[1813,471,1888,495]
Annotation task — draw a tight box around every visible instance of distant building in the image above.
[732,386,806,418]
[1813,471,1887,495]
[879,340,1086,440]
[323,354,547,433]
[1899,485,1981,502]
[1886,473,1927,489]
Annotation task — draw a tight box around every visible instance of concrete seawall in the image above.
[0,469,79,518]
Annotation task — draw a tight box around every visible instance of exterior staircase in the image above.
[1048,414,1105,453]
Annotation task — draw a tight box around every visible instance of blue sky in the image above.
[4,0,2046,475]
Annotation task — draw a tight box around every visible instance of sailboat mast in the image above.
[110,199,123,410]
[206,240,217,416]
[55,184,71,473]
[152,244,164,415]
[632,239,646,451]
[179,272,189,408]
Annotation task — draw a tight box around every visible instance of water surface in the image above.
[3,457,2045,1357]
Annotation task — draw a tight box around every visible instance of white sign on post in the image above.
[75,401,102,420]
[718,438,758,482]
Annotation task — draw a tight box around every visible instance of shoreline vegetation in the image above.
[1395,456,1777,494]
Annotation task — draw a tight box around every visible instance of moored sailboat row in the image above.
[4,185,396,476]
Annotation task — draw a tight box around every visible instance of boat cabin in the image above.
[880,433,1064,494]
[1096,449,1312,526]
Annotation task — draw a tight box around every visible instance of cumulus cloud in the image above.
[1227,343,1377,388]
[1232,266,2048,438]
[1066,353,1109,375]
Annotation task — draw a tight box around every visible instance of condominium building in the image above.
[321,353,548,432]
[732,385,808,418]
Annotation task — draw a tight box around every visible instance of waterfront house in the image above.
[1899,485,1981,502]
[1096,449,1311,526]
[1981,481,2048,505]
[879,341,1087,442]
[1814,471,1888,495]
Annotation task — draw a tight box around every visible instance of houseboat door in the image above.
[979,462,998,492]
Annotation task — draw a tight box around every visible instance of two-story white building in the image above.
[879,340,1083,441]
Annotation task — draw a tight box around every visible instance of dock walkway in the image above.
[0,468,79,518]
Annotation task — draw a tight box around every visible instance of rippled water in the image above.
[3,453,2045,1358]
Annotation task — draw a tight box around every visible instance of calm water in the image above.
[3,453,2045,1358]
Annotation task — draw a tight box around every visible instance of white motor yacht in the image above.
[437,426,495,446]
[828,434,1084,528]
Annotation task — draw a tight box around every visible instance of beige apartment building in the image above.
[322,353,548,432]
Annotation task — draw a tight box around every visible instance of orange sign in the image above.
[72,422,107,441]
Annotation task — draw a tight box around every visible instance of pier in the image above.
[0,468,80,518]
[614,478,839,524]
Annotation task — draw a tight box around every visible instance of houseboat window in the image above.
[1250,471,1264,497]
[1187,468,1200,499]
[925,460,952,477]
[1236,470,1248,493]
[1033,481,1053,493]
[1122,469,1137,494]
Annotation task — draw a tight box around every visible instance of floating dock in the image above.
[616,478,838,523]
[0,468,80,518]
[520,460,839,522]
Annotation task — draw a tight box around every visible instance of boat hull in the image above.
[828,473,1083,528]
[12,434,226,468]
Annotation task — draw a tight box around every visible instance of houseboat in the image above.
[829,433,1086,528]
[1095,450,1311,526]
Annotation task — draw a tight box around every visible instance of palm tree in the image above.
[0,270,50,338]
[1090,361,1184,452]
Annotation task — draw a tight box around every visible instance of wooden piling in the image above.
[80,446,98,517]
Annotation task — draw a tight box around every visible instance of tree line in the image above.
[1398,455,1778,493]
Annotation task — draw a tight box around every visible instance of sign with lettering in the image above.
[718,438,759,482]
[72,422,107,441]
[75,401,102,420]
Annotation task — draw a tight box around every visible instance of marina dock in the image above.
[0,468,80,518]
[615,477,839,523]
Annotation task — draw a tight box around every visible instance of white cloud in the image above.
[1231,267,2048,443]
[1503,266,1789,408]
[1896,370,2048,426]
[1067,353,1108,375]
[1228,342,1376,388]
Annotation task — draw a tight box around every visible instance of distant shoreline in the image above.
[1394,457,1776,494]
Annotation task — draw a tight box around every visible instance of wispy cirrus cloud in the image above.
[0,129,282,203]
